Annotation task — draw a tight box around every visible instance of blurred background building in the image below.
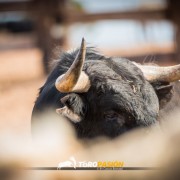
[0,0,180,134]
[0,0,180,73]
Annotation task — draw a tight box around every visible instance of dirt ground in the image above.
[0,48,45,139]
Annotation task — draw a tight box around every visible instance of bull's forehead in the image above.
[83,59,144,99]
[84,58,145,87]
[85,61,122,80]
[86,75,143,116]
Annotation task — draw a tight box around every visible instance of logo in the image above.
[57,156,76,169]
[57,156,124,170]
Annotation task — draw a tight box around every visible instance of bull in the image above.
[32,38,180,138]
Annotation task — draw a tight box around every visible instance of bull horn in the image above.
[55,38,90,93]
[134,62,180,82]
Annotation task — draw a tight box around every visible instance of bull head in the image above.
[33,38,180,138]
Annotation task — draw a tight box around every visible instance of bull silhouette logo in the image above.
[57,156,76,169]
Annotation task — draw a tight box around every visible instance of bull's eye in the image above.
[104,111,119,121]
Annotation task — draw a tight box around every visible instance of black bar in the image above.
[22,167,163,170]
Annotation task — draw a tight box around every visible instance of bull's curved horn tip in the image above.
[81,37,86,48]
[55,37,90,93]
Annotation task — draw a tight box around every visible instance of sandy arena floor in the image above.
[0,48,45,138]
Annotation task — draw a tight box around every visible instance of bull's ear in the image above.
[56,106,82,123]
[56,94,86,123]
[152,82,173,109]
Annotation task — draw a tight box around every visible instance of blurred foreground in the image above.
[0,110,180,180]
